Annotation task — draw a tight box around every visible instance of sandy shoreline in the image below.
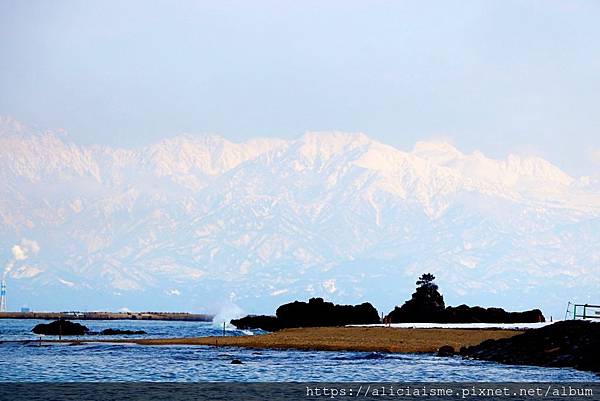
[36,327,524,353]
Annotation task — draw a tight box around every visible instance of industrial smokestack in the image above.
[1,238,40,313]
[0,279,6,312]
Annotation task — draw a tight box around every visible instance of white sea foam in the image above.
[211,302,245,329]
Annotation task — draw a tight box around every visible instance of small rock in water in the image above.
[230,359,243,364]
[100,328,147,335]
[364,352,385,359]
[32,319,89,336]
[437,345,455,357]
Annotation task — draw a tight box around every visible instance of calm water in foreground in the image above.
[0,319,598,382]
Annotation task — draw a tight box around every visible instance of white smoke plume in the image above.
[3,238,40,279]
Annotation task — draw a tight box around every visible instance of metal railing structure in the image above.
[564,302,600,320]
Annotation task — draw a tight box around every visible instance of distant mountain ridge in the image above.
[1,116,599,315]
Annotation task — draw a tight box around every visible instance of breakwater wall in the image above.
[0,311,214,321]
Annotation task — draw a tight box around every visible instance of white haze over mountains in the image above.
[1,116,599,317]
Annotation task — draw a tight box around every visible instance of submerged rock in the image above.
[230,359,243,364]
[99,328,147,335]
[32,319,89,336]
[459,320,600,373]
[437,345,455,357]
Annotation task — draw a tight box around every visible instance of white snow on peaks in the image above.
[413,140,464,164]
[298,131,371,158]
[144,134,285,178]
[413,140,573,190]
[1,117,599,313]
[0,116,28,136]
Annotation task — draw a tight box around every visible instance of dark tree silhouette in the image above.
[408,272,445,311]
[416,273,436,288]
[384,273,445,323]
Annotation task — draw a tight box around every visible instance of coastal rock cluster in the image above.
[233,274,545,332]
[32,319,89,336]
[459,320,600,373]
[231,298,380,331]
[386,304,545,324]
[384,274,544,323]
[31,319,147,336]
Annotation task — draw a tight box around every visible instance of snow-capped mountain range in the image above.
[1,116,599,317]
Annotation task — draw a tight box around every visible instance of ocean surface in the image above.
[0,319,598,382]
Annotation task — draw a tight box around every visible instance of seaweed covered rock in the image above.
[459,320,600,372]
[230,298,381,331]
[32,319,89,336]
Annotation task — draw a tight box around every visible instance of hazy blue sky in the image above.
[1,0,599,175]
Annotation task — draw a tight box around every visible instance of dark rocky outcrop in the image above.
[386,304,545,324]
[437,345,455,357]
[99,328,147,335]
[32,319,89,336]
[276,298,381,327]
[231,298,381,331]
[386,273,446,323]
[385,274,544,323]
[441,305,544,323]
[31,320,148,336]
[230,315,281,332]
[459,320,600,373]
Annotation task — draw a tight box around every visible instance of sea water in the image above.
[0,319,597,382]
